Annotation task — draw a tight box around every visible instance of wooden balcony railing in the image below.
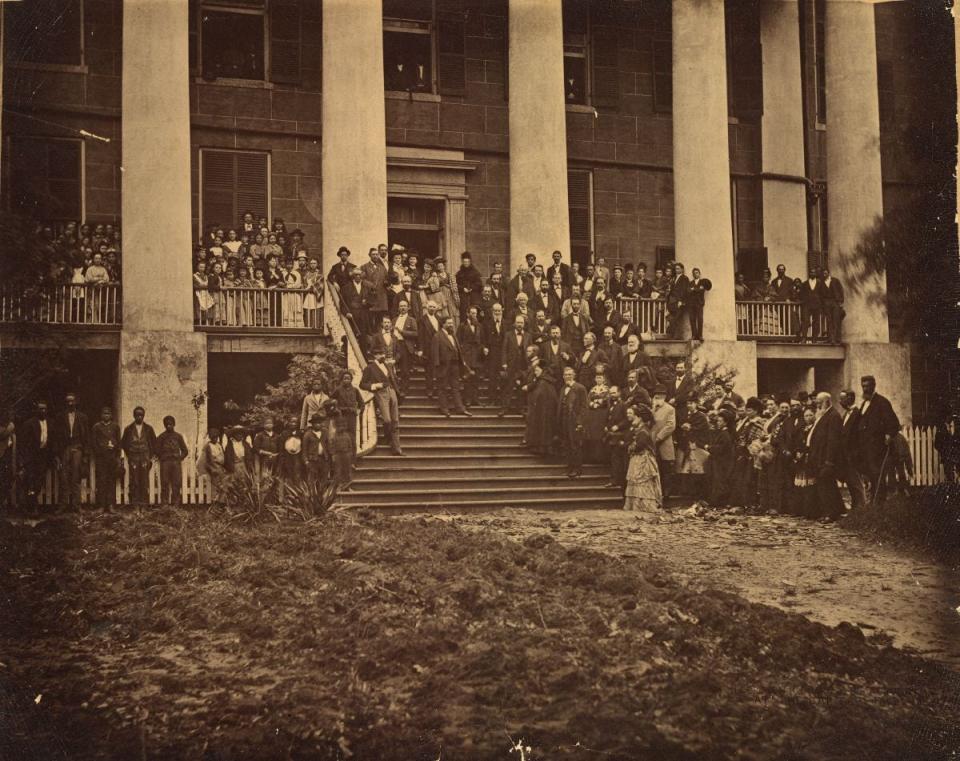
[612,297,668,337]
[194,287,324,331]
[736,300,829,340]
[0,284,121,326]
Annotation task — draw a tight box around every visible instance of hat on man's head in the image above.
[309,413,325,424]
[290,228,304,238]
[652,385,667,397]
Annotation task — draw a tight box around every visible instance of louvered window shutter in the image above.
[202,151,268,230]
[568,169,592,263]
[270,0,301,84]
[437,0,466,96]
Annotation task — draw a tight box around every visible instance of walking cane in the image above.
[869,442,892,509]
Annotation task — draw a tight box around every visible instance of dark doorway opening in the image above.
[388,197,443,264]
[208,353,292,430]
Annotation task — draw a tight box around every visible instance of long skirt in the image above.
[759,454,791,513]
[729,455,758,507]
[525,383,558,453]
[582,406,609,463]
[624,450,662,512]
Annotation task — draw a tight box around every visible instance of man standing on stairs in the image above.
[482,302,506,407]
[392,300,419,396]
[541,324,574,390]
[432,317,473,418]
[360,347,403,456]
[417,301,442,400]
[457,306,485,407]
[559,366,588,479]
[500,315,531,416]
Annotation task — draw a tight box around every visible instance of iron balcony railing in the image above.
[736,300,829,340]
[0,283,121,326]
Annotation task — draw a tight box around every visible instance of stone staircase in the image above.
[341,365,624,511]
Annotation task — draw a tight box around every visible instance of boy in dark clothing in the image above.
[156,415,189,505]
[327,407,356,491]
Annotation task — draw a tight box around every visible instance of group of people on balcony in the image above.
[192,216,324,329]
[735,264,845,343]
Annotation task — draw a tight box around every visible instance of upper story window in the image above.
[9,137,84,223]
[383,0,435,93]
[5,0,83,67]
[562,0,589,105]
[201,1,266,81]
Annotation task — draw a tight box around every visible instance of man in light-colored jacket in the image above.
[651,386,676,497]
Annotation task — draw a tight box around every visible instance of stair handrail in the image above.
[325,281,378,456]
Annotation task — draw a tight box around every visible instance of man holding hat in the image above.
[360,347,404,455]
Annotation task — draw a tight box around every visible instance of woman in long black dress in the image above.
[729,397,766,507]
[705,410,734,507]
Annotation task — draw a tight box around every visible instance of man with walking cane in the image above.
[855,375,900,506]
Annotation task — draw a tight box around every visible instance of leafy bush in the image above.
[239,350,345,430]
[215,467,339,524]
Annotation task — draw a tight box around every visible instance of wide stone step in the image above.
[351,472,611,489]
[337,494,625,512]
[399,433,523,446]
[362,452,541,466]
[355,462,609,479]
[339,483,618,505]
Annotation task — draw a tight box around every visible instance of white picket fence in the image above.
[903,426,946,486]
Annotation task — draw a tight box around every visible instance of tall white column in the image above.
[120,0,206,451]
[508,0,570,272]
[760,0,808,280]
[825,0,888,343]
[322,0,388,265]
[672,0,737,342]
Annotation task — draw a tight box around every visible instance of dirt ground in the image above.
[2,507,959,761]
[436,508,960,668]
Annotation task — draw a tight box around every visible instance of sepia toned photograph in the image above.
[0,0,958,758]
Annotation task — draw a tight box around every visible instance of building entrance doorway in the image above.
[387,197,443,265]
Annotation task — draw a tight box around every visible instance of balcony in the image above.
[612,297,668,338]
[736,300,843,359]
[193,287,324,332]
[0,284,122,327]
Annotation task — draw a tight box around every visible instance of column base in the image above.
[119,330,208,455]
[842,342,911,425]
[691,340,758,399]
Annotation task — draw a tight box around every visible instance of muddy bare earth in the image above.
[1,507,958,760]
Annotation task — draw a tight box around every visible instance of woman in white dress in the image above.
[282,269,303,327]
[193,260,215,325]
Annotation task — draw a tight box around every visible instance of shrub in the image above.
[216,467,338,524]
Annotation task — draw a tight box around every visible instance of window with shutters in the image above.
[383,0,435,93]
[199,1,266,81]
[8,137,84,223]
[199,149,270,237]
[562,0,590,105]
[725,1,763,121]
[567,169,593,269]
[652,37,672,113]
[5,0,83,67]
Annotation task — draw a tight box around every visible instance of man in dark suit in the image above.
[770,264,793,301]
[540,325,574,387]
[505,264,535,307]
[482,303,507,406]
[856,375,900,504]
[500,315,532,415]
[820,267,845,344]
[477,285,498,324]
[532,280,555,324]
[614,308,640,346]
[546,249,573,288]
[432,317,472,417]
[546,273,568,322]
[623,369,653,410]
[91,406,121,507]
[604,385,630,489]
[359,246,390,329]
[687,267,712,341]
[560,297,592,353]
[796,267,826,342]
[391,299,419,395]
[360,347,403,455]
[326,246,355,290]
[598,327,625,387]
[417,300,443,400]
[558,367,588,478]
[18,400,52,506]
[666,262,691,339]
[669,360,696,411]
[455,252,483,321]
[367,315,399,368]
[457,306,485,407]
[340,267,375,340]
[838,389,865,509]
[54,392,91,507]
[488,272,506,306]
[301,413,329,486]
[121,406,157,506]
[576,332,603,388]
[529,310,552,347]
[390,275,421,320]
[807,392,845,520]
[621,335,655,393]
